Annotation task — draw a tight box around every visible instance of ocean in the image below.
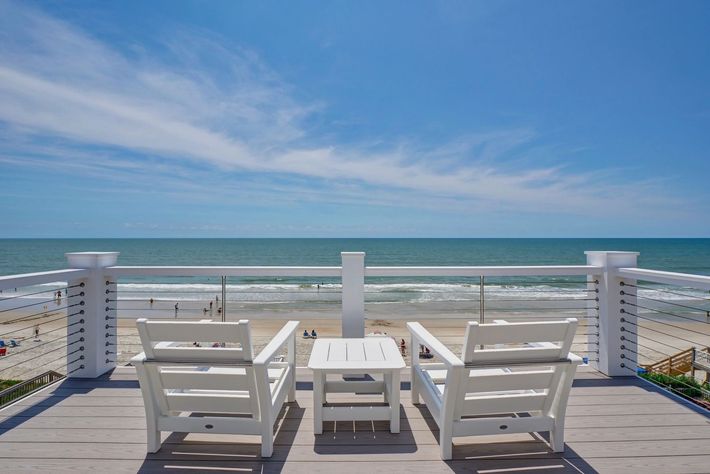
[1,239,709,313]
[3,238,710,273]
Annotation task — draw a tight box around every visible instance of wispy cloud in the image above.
[0,0,686,222]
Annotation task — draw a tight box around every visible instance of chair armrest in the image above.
[131,352,147,366]
[568,353,584,365]
[253,321,300,366]
[407,322,463,369]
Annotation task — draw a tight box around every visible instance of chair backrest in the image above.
[137,318,253,362]
[453,318,578,419]
[461,319,577,364]
[135,318,261,418]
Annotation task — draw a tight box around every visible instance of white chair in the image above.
[132,319,299,457]
[407,318,581,460]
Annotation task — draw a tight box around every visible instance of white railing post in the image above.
[341,252,365,338]
[585,251,639,377]
[65,252,120,378]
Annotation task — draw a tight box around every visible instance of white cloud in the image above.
[0,0,687,220]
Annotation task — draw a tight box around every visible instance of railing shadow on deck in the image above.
[604,375,710,418]
[0,369,131,434]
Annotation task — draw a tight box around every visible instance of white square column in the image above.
[65,252,120,378]
[341,252,365,338]
[585,251,639,377]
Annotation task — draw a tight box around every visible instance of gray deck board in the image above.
[0,368,709,473]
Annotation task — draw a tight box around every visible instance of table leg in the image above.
[313,370,324,435]
[383,372,390,404]
[389,370,400,433]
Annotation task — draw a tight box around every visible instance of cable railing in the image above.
[363,271,600,365]
[0,276,87,382]
[616,268,710,408]
[6,251,710,390]
[103,269,343,365]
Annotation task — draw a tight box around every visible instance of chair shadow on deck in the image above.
[412,402,598,474]
[137,401,305,474]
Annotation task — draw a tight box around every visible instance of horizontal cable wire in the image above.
[0,328,82,362]
[0,313,68,339]
[628,331,686,352]
[622,301,709,324]
[1,302,84,326]
[623,282,710,303]
[0,340,77,375]
[622,291,710,314]
[0,284,83,302]
[622,309,710,339]
[631,319,710,348]
[632,342,672,358]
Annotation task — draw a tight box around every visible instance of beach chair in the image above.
[132,318,299,457]
[407,318,581,460]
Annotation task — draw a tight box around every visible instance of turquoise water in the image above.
[2,238,710,275]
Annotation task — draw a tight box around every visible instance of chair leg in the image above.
[146,425,161,453]
[410,336,420,404]
[550,421,565,452]
[261,418,274,457]
[411,367,420,404]
[439,428,453,460]
[288,371,296,403]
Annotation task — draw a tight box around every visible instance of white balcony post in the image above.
[585,251,639,377]
[65,252,120,378]
[341,252,365,338]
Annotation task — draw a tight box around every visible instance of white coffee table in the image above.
[308,337,406,434]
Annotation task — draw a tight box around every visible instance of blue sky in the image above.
[0,0,709,237]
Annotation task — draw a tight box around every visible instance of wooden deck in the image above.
[1,367,710,473]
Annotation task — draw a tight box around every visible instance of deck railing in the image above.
[0,269,89,380]
[0,370,65,408]
[611,266,710,402]
[0,249,708,382]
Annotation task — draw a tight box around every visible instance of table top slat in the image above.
[308,338,405,370]
[364,339,386,361]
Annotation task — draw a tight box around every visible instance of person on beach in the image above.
[303,330,310,338]
[209,301,213,317]
[174,302,179,319]
[149,298,154,307]
[56,290,62,305]
[400,338,406,356]
[311,329,317,338]
[33,324,40,341]
[203,308,208,316]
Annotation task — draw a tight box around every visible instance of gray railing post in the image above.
[341,252,365,338]
[585,251,639,377]
[65,252,119,378]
